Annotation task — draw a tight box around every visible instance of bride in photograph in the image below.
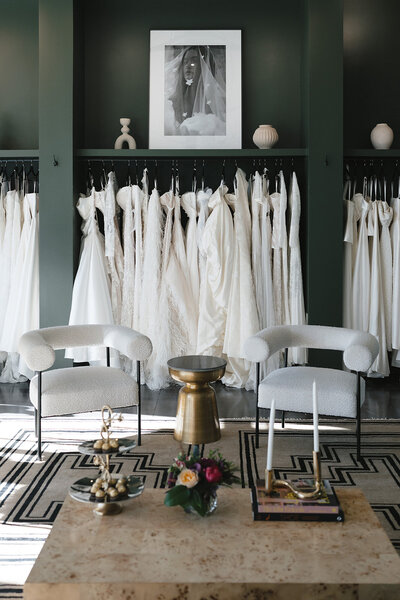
[164,45,226,136]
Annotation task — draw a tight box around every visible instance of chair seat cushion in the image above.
[30,366,138,417]
[258,366,365,418]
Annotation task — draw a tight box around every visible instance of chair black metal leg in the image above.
[255,362,260,448]
[37,371,42,460]
[34,407,38,438]
[106,346,110,367]
[356,371,361,461]
[281,410,285,428]
[137,361,141,446]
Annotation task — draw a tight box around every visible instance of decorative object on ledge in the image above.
[253,124,279,149]
[370,123,393,149]
[114,118,136,149]
[164,449,240,516]
[69,405,143,516]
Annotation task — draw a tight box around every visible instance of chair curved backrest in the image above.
[244,325,379,373]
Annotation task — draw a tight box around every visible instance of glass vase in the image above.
[184,493,218,517]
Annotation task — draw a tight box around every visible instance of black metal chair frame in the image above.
[34,347,142,460]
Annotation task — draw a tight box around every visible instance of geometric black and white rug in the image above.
[1,413,399,598]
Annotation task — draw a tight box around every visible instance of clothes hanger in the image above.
[191,160,197,193]
[154,159,158,190]
[201,159,205,191]
[175,161,180,196]
[220,159,226,187]
[126,160,132,186]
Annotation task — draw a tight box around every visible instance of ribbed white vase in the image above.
[370,123,393,150]
[253,124,279,149]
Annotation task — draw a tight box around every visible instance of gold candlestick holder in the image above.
[265,450,324,499]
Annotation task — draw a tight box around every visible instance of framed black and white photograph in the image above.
[149,30,241,149]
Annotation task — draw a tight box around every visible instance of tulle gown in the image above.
[223,168,259,387]
[196,187,212,287]
[197,184,234,358]
[117,184,136,329]
[182,190,200,344]
[0,190,21,337]
[378,200,393,351]
[66,189,113,362]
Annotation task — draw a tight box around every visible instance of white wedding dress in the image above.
[0,193,39,382]
[288,172,307,365]
[378,200,393,351]
[0,190,21,336]
[352,194,370,332]
[197,184,234,358]
[182,190,200,345]
[117,185,136,329]
[368,201,389,376]
[223,169,259,388]
[140,186,164,389]
[270,172,290,328]
[66,190,113,362]
[196,187,212,288]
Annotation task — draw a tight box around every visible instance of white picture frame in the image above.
[149,30,241,149]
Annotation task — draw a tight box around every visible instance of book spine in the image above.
[252,510,344,523]
[256,504,340,514]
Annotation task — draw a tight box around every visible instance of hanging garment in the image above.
[391,196,400,353]
[270,172,290,328]
[0,176,6,252]
[0,193,37,382]
[117,184,136,329]
[223,168,259,387]
[288,171,307,365]
[133,184,145,331]
[97,172,124,325]
[0,190,20,335]
[343,181,361,329]
[196,187,212,288]
[181,190,200,337]
[378,200,393,351]
[140,186,164,389]
[66,189,113,362]
[250,171,278,378]
[368,201,389,376]
[352,194,370,332]
[197,184,234,358]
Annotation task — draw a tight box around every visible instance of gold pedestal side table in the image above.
[167,355,226,448]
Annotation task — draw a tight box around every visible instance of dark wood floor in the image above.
[1,377,400,420]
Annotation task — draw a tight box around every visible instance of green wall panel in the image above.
[79,0,306,150]
[307,0,343,367]
[0,0,38,149]
[39,0,74,354]
[344,0,400,149]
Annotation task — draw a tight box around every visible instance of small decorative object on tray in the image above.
[251,478,344,522]
[164,449,240,516]
[70,405,143,516]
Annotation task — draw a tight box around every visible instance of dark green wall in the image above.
[344,0,400,148]
[0,0,38,149]
[79,0,306,150]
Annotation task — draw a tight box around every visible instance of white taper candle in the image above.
[313,380,319,452]
[266,399,276,471]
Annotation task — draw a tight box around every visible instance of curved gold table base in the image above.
[169,365,224,445]
[93,502,123,516]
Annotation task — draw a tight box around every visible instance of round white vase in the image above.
[253,124,279,149]
[370,123,393,150]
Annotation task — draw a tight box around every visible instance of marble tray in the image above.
[78,437,136,456]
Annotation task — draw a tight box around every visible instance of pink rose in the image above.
[205,466,222,484]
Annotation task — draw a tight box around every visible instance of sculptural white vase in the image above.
[114,118,136,150]
[253,124,279,149]
[370,123,393,150]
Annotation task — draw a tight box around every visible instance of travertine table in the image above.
[24,488,400,600]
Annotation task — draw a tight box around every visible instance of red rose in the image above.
[205,466,222,483]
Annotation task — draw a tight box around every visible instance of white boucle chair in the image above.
[243,325,379,461]
[19,324,152,460]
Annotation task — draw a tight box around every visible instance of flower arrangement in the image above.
[164,449,240,516]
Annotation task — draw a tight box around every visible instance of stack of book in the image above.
[251,478,344,522]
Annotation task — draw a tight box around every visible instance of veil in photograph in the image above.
[164,45,226,136]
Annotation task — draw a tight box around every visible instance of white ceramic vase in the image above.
[253,124,279,149]
[370,123,393,150]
